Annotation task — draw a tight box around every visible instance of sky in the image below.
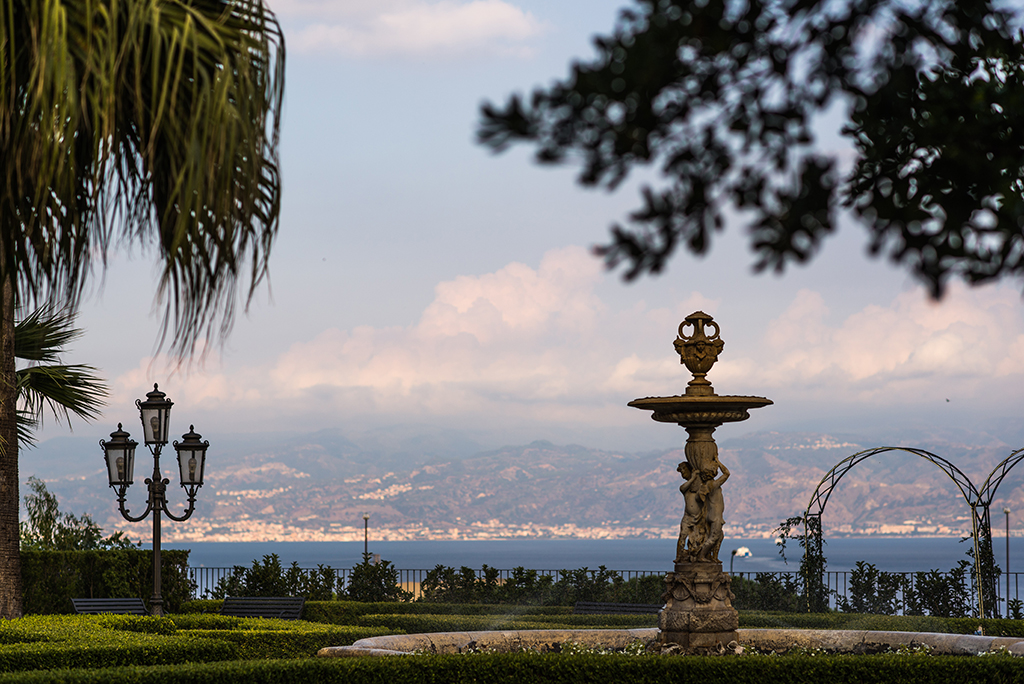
[28,0,1024,457]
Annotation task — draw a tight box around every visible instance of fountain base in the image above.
[659,562,738,653]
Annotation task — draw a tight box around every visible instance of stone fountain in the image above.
[319,310,1012,660]
[629,311,771,653]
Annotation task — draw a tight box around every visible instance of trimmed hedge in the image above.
[182,600,574,623]
[0,614,397,673]
[0,616,235,672]
[184,601,1024,637]
[180,626,385,660]
[737,611,1024,637]
[3,652,1024,684]
[22,550,192,614]
[353,613,655,634]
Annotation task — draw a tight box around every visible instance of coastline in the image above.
[163,536,1017,573]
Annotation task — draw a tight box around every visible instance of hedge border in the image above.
[3,652,1024,684]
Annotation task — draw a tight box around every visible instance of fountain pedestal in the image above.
[629,312,771,653]
[659,562,738,651]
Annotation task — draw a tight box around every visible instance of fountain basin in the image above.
[318,628,1024,657]
[628,395,772,425]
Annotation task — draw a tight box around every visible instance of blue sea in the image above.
[165,537,1024,574]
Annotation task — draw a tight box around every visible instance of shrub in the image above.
[416,565,663,606]
[550,567,624,605]
[210,554,341,600]
[420,565,503,604]
[731,573,800,612]
[614,574,665,605]
[345,555,411,602]
[837,561,906,615]
[904,561,973,618]
[20,477,136,552]
[499,567,557,605]
[21,549,193,614]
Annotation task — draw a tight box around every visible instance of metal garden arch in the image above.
[802,447,995,615]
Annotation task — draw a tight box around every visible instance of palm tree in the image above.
[0,1,285,617]
[16,305,108,448]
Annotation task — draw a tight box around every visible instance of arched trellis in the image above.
[978,448,1024,509]
[973,448,1024,615]
[802,447,990,616]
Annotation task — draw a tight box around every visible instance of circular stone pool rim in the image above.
[318,628,1024,658]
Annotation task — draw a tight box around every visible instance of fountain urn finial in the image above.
[673,311,723,396]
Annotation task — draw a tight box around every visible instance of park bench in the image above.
[572,601,663,615]
[219,596,306,620]
[72,598,149,615]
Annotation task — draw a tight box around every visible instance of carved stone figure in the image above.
[676,463,703,563]
[697,458,729,562]
[675,456,730,563]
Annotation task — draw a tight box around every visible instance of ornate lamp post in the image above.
[730,547,751,574]
[363,513,370,558]
[630,312,771,652]
[100,384,209,616]
[1006,507,1012,613]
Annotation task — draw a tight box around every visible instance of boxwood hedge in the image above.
[737,611,1024,637]
[352,613,655,633]
[0,614,396,674]
[182,599,575,622]
[2,652,1024,684]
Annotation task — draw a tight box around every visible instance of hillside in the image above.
[31,428,1024,542]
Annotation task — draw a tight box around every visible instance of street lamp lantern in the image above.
[136,383,174,445]
[100,386,208,616]
[174,426,209,488]
[101,424,138,487]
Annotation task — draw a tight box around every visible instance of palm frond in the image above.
[14,305,108,446]
[13,305,81,363]
[17,363,108,424]
[1,0,285,359]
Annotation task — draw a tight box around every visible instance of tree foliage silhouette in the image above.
[479,0,1024,296]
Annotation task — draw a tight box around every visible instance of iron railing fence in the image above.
[188,567,662,601]
[187,566,1024,615]
[727,571,1024,616]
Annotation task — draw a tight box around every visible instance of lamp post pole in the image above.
[1006,508,1012,613]
[363,513,370,559]
[100,385,209,616]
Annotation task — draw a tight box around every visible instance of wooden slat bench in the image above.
[573,601,663,615]
[219,597,306,620]
[72,598,149,615]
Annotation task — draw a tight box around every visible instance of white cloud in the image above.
[111,248,1024,438]
[714,283,1024,405]
[274,0,546,58]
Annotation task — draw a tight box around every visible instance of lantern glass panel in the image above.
[137,385,173,445]
[140,406,169,445]
[177,447,205,486]
[104,443,135,486]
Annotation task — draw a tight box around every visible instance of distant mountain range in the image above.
[26,427,1024,542]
